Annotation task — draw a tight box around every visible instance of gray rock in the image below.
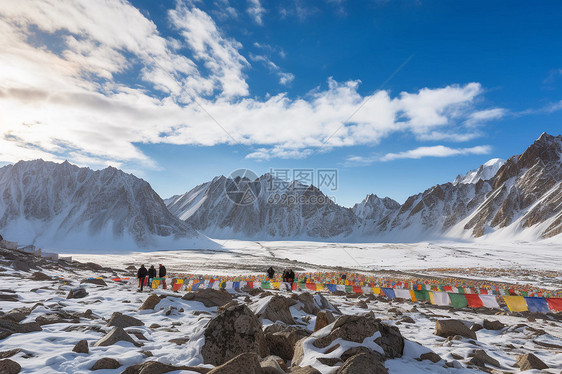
[207,352,262,374]
[0,349,20,359]
[288,366,321,374]
[400,316,415,324]
[35,314,68,326]
[483,319,505,330]
[260,355,286,374]
[335,352,388,374]
[291,293,319,315]
[0,359,21,374]
[139,294,163,310]
[314,310,335,332]
[468,349,500,367]
[201,304,268,366]
[12,260,30,272]
[0,319,42,335]
[81,278,107,286]
[264,325,309,361]
[107,312,144,328]
[2,308,31,323]
[72,339,89,354]
[419,352,441,363]
[93,327,140,347]
[341,346,371,362]
[356,300,368,309]
[121,361,210,374]
[515,353,548,371]
[66,287,88,299]
[182,288,233,308]
[30,272,51,281]
[253,295,295,325]
[435,319,476,340]
[91,357,120,370]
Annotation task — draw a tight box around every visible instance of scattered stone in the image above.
[91,357,120,370]
[253,295,295,325]
[93,327,140,347]
[35,314,67,326]
[260,355,286,374]
[435,319,477,340]
[2,308,31,323]
[0,294,18,302]
[400,316,415,324]
[356,300,368,309]
[419,352,442,363]
[341,346,371,362]
[11,260,30,272]
[72,339,89,354]
[483,320,505,331]
[291,293,319,315]
[0,349,20,359]
[66,287,88,299]
[201,304,268,366]
[207,352,262,374]
[468,349,500,367]
[0,319,42,338]
[218,301,239,314]
[314,310,335,332]
[139,294,163,310]
[515,353,548,371]
[450,353,463,360]
[289,366,321,374]
[182,288,233,308]
[264,325,310,361]
[81,278,107,286]
[318,357,341,366]
[107,312,144,328]
[0,359,21,374]
[30,272,51,281]
[470,323,483,332]
[335,352,388,374]
[169,337,190,345]
[121,361,210,374]
[149,323,161,329]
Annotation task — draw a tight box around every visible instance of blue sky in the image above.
[0,0,561,207]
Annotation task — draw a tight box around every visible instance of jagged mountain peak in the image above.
[453,158,505,185]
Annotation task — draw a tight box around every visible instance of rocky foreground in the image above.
[0,247,561,374]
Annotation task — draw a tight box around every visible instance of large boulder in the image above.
[72,339,89,354]
[291,293,319,315]
[314,310,335,332]
[207,352,262,374]
[434,319,476,340]
[66,287,88,299]
[260,356,286,374]
[182,288,233,308]
[515,353,548,371]
[93,327,140,347]
[289,366,320,374]
[91,357,120,370]
[121,361,210,374]
[252,295,296,325]
[139,294,163,311]
[81,278,107,286]
[313,314,404,359]
[0,319,42,338]
[2,308,31,323]
[201,304,268,366]
[0,359,21,374]
[264,324,310,361]
[468,349,500,367]
[107,312,144,328]
[335,352,388,374]
[483,319,505,331]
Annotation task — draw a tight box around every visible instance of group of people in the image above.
[137,263,167,291]
[266,266,296,291]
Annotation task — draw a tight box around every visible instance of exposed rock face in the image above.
[121,361,210,374]
[0,359,21,374]
[93,327,139,347]
[207,352,262,374]
[515,353,549,371]
[2,308,31,323]
[483,319,505,331]
[252,295,296,325]
[264,324,310,361]
[182,288,233,307]
[335,352,388,374]
[66,287,88,299]
[139,294,163,310]
[107,312,144,328]
[419,352,441,363]
[166,174,360,239]
[72,339,89,354]
[201,304,268,366]
[289,366,321,374]
[0,319,42,338]
[352,194,400,222]
[0,160,210,249]
[468,349,500,367]
[91,357,120,370]
[314,310,335,332]
[435,319,477,340]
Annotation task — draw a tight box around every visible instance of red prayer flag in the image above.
[465,294,484,308]
[306,283,317,290]
[546,298,562,311]
[352,286,363,293]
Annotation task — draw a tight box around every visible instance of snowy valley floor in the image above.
[0,241,560,373]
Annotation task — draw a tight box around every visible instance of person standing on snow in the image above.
[158,264,167,289]
[137,264,148,291]
[267,266,275,280]
[148,265,156,289]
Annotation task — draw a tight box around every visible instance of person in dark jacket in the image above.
[137,264,148,291]
[267,266,275,280]
[158,264,167,289]
[148,265,156,289]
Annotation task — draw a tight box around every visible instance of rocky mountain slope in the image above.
[0,160,214,251]
[166,174,359,239]
[168,133,561,242]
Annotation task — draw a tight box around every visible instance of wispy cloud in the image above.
[0,0,501,169]
[247,0,265,25]
[381,145,491,161]
[249,53,294,85]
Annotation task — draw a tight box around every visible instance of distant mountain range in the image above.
[0,133,560,250]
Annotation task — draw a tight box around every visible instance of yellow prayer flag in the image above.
[504,296,528,313]
[151,279,160,289]
[410,290,417,302]
[372,287,381,294]
[270,282,281,289]
[316,284,324,291]
[428,291,435,304]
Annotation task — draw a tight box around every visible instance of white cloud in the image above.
[380,145,491,162]
[250,53,294,85]
[247,0,265,25]
[0,0,502,171]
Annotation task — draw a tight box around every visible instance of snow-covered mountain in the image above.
[0,160,215,251]
[453,158,505,185]
[352,194,400,221]
[166,174,359,239]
